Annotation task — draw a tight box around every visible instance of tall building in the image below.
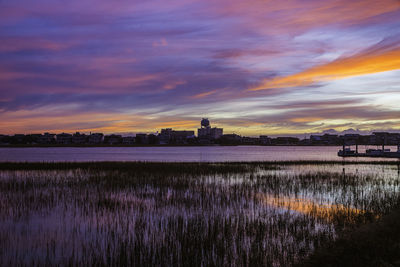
[197,118,223,142]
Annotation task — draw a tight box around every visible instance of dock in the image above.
[338,144,400,158]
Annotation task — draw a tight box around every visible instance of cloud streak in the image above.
[0,0,399,134]
[251,39,400,90]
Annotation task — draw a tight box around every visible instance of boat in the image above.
[338,147,356,156]
[338,145,400,158]
[365,149,391,156]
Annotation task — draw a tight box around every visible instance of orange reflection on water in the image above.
[257,193,374,223]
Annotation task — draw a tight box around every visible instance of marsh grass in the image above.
[0,162,399,266]
[297,203,400,267]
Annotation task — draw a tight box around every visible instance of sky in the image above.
[0,0,400,136]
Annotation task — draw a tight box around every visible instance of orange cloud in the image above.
[92,74,159,88]
[290,117,323,123]
[190,89,218,99]
[251,47,400,91]
[163,80,186,90]
[157,120,198,129]
[0,107,201,134]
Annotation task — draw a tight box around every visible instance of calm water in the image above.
[0,146,398,162]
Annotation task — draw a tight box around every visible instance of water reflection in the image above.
[257,194,372,223]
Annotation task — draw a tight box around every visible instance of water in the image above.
[0,146,398,162]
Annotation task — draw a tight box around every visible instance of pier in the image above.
[338,143,400,158]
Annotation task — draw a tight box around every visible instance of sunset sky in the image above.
[1,0,399,136]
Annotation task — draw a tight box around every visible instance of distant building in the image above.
[12,134,26,144]
[274,137,299,145]
[220,134,242,145]
[56,133,72,144]
[122,136,135,145]
[322,134,339,144]
[387,133,400,145]
[104,134,122,145]
[135,133,148,144]
[29,134,42,143]
[159,128,195,144]
[198,127,223,140]
[0,135,6,144]
[372,132,400,145]
[358,135,373,145]
[310,135,322,143]
[148,134,159,144]
[88,133,104,144]
[310,134,339,145]
[159,129,172,144]
[260,135,271,145]
[343,134,360,145]
[197,118,223,143]
[37,133,56,144]
[72,132,87,144]
[241,137,259,145]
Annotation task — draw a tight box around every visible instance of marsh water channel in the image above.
[0,162,399,266]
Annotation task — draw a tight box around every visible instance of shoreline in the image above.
[0,160,400,169]
[0,144,345,148]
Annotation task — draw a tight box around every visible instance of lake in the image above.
[0,145,398,162]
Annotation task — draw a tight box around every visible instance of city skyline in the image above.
[1,0,400,135]
[3,126,400,146]
[2,121,400,139]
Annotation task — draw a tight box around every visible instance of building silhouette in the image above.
[198,118,223,143]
